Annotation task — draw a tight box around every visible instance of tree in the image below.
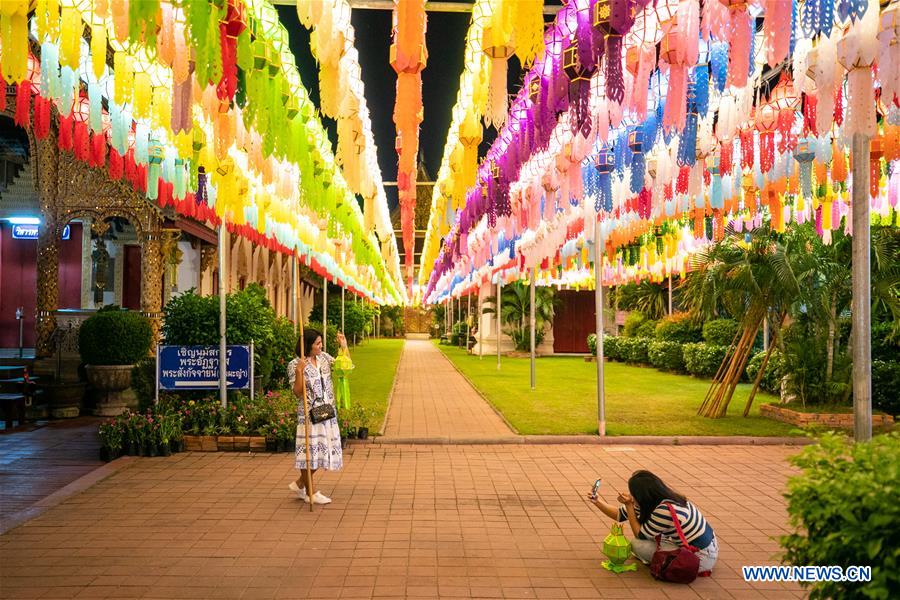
[613,280,668,320]
[483,282,560,352]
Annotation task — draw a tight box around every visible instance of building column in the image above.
[141,227,164,348]
[34,136,60,358]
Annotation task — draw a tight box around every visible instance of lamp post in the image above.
[218,224,227,408]
[595,218,605,436]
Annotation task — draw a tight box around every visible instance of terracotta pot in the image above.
[85,365,137,416]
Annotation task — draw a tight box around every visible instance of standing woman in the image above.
[287,328,349,504]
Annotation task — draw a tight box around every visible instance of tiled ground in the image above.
[0,444,804,599]
[382,341,516,441]
[0,416,104,520]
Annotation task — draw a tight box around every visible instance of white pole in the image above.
[154,344,160,405]
[478,289,484,359]
[530,268,536,390]
[323,276,328,354]
[497,278,502,370]
[250,340,255,401]
[595,218,606,437]
[218,225,227,408]
[851,133,872,442]
[466,293,472,350]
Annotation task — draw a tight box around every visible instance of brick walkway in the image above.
[382,341,516,441]
[0,416,104,521]
[0,444,804,599]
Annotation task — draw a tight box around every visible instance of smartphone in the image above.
[590,478,602,500]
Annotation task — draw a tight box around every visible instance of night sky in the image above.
[274,2,560,211]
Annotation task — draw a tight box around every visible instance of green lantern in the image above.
[602,523,637,573]
[332,351,355,410]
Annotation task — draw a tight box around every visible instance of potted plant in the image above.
[98,419,123,461]
[353,405,371,440]
[79,307,152,416]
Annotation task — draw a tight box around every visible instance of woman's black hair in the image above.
[628,470,688,525]
[296,328,322,357]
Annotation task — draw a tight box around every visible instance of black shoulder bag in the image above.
[308,361,336,424]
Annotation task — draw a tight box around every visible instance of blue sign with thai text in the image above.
[158,345,250,390]
[11,224,70,240]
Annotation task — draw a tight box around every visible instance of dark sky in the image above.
[275,3,559,211]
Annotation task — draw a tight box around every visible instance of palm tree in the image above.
[483,282,560,352]
[685,226,805,418]
[614,280,669,320]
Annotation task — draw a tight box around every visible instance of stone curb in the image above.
[350,435,812,446]
[0,456,137,536]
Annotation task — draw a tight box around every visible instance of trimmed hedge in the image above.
[587,333,597,356]
[745,349,785,395]
[79,308,152,365]
[604,336,622,360]
[655,314,703,343]
[703,319,740,347]
[682,342,728,378]
[618,337,652,364]
[648,340,686,373]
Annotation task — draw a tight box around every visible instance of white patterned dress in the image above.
[288,353,343,471]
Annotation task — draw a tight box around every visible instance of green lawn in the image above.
[435,342,798,437]
[349,338,404,433]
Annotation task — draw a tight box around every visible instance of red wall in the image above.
[0,222,82,348]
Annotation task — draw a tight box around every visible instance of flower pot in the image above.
[249,436,266,452]
[183,435,201,451]
[217,435,235,451]
[199,435,218,452]
[126,441,138,456]
[85,365,138,416]
[174,439,184,453]
[233,436,250,451]
[100,446,111,462]
[276,439,285,453]
[357,427,369,440]
[146,442,158,457]
[266,437,277,452]
[160,442,172,457]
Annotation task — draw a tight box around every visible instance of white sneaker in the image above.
[312,491,332,505]
[288,481,310,503]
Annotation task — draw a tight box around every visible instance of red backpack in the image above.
[649,502,701,584]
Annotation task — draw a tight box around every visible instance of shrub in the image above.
[161,290,218,344]
[872,360,900,416]
[618,337,651,364]
[622,311,647,338]
[309,296,371,343]
[307,321,338,356]
[872,322,899,362]
[79,308,152,365]
[655,313,703,344]
[635,319,659,339]
[268,317,298,390]
[745,349,786,395]
[648,340,686,372]
[587,333,597,356]
[604,336,621,360]
[702,318,740,347]
[781,433,900,599]
[682,342,727,378]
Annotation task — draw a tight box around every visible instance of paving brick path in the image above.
[382,341,516,441]
[0,444,804,599]
[0,417,103,521]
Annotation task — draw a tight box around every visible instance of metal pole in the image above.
[250,340,255,401]
[478,289,484,359]
[341,286,345,334]
[154,344,160,405]
[497,278,502,370]
[530,268,536,390]
[595,219,606,437]
[466,293,472,350]
[291,255,297,335]
[218,224,227,408]
[323,277,328,354]
[851,133,872,442]
[668,273,673,316]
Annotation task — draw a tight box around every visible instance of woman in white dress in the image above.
[287,328,348,504]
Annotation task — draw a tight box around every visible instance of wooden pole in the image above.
[297,274,314,512]
[323,277,328,354]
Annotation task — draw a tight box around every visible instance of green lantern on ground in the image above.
[602,523,637,573]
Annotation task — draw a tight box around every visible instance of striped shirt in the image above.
[617,499,715,549]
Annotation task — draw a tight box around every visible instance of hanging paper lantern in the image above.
[563,35,594,136]
[837,0,880,138]
[482,2,515,128]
